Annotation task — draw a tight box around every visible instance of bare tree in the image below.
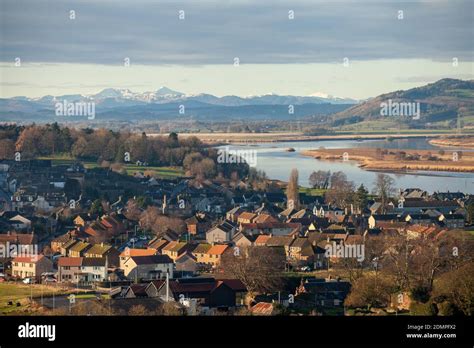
[309,170,331,189]
[345,274,394,309]
[325,171,355,208]
[220,246,286,296]
[286,168,300,209]
[372,173,395,213]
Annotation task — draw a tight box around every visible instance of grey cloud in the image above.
[1,0,473,65]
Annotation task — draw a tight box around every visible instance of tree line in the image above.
[0,124,251,180]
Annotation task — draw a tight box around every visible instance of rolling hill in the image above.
[329,79,474,130]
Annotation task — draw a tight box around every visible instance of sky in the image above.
[1,0,473,99]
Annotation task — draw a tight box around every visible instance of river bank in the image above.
[301,147,474,173]
[429,135,474,149]
[163,132,469,144]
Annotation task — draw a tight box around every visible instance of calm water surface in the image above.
[220,138,474,194]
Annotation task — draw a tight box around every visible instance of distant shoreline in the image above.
[152,132,470,144]
[301,147,474,173]
[429,136,474,149]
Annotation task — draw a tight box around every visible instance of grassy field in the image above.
[299,187,327,196]
[122,165,184,178]
[38,155,184,179]
[0,282,70,314]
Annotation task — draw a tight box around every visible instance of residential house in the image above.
[0,232,37,249]
[254,234,271,246]
[226,207,243,223]
[185,213,212,236]
[295,278,351,309]
[191,243,212,264]
[60,238,79,256]
[438,214,465,229]
[57,257,107,284]
[237,212,257,224]
[175,252,198,276]
[396,200,460,215]
[161,241,189,261]
[147,238,170,253]
[206,221,236,244]
[368,214,400,229]
[201,244,230,268]
[119,248,157,269]
[232,232,259,248]
[123,284,148,298]
[240,222,301,236]
[122,255,174,280]
[51,233,75,254]
[11,255,53,281]
[83,243,120,267]
[145,277,247,309]
[68,241,92,257]
[287,237,315,266]
[404,213,433,225]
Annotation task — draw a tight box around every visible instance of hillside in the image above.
[330,79,474,130]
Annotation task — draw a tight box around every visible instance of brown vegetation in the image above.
[302,147,474,173]
[429,135,474,149]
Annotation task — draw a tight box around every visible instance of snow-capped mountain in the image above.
[2,86,357,108]
[0,86,358,121]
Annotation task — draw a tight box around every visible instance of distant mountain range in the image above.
[329,78,474,127]
[0,86,358,122]
[1,79,472,126]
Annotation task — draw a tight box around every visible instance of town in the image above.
[0,126,472,316]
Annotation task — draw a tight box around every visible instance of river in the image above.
[219,138,474,194]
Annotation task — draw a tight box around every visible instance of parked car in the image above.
[299,266,312,272]
[23,278,34,284]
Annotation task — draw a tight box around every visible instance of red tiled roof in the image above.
[207,244,229,255]
[12,255,45,263]
[254,235,271,245]
[120,248,156,258]
[58,257,83,267]
[241,222,301,230]
[0,233,36,245]
[238,212,257,220]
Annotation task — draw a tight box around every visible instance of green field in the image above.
[0,283,69,314]
[38,155,184,179]
[299,187,327,196]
